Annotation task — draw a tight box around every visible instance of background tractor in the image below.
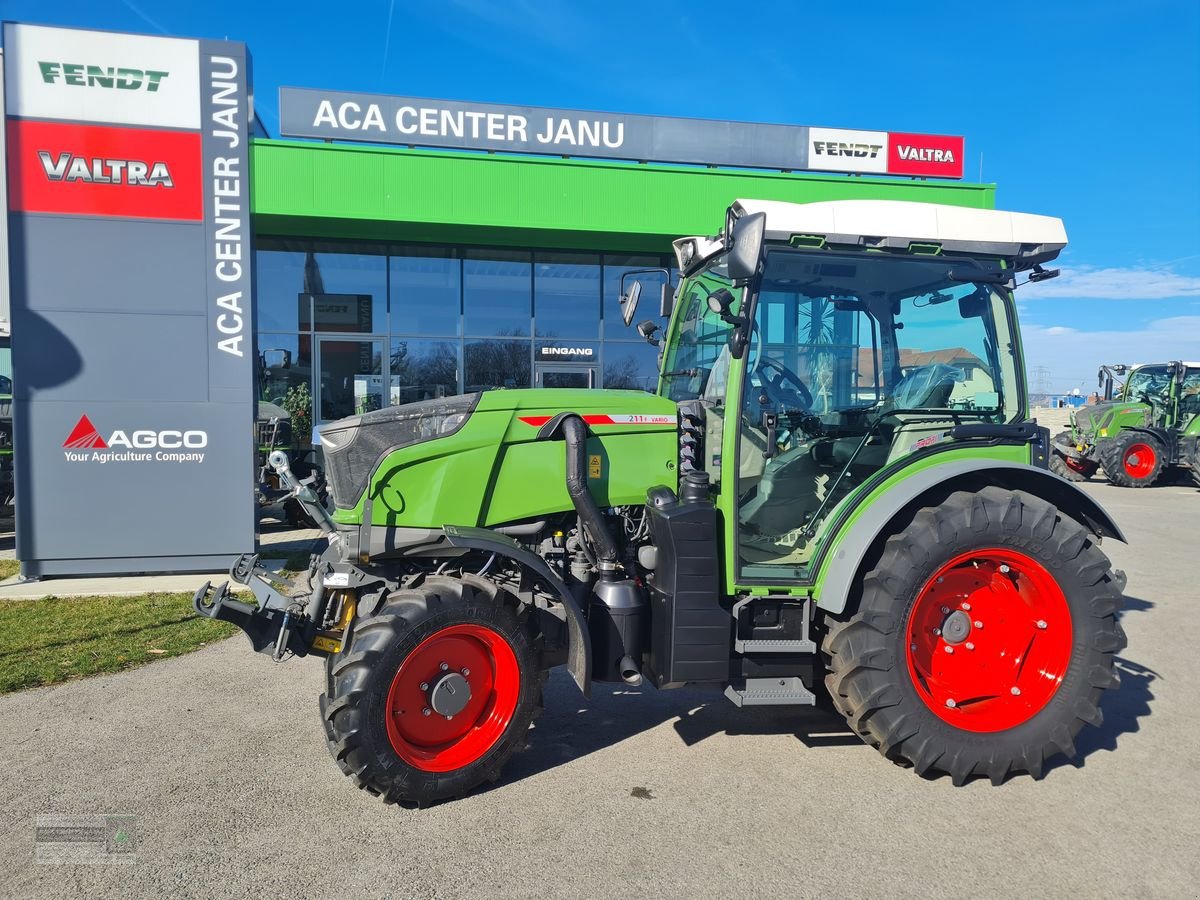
[198,199,1128,805]
[1051,361,1200,487]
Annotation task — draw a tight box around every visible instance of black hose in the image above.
[560,415,619,565]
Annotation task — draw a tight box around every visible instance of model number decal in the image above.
[518,414,674,427]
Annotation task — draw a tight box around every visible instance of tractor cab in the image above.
[654,199,1063,579]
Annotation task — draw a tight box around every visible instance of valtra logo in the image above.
[62,415,208,464]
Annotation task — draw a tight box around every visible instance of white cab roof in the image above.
[733,198,1067,263]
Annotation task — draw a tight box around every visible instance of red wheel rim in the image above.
[1064,456,1090,474]
[1122,443,1156,479]
[385,624,520,772]
[905,548,1073,733]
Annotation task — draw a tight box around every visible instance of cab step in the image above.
[724,677,816,707]
[733,637,816,654]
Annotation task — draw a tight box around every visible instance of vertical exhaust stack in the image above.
[556,415,648,684]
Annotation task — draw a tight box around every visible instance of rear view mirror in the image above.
[261,349,292,369]
[660,282,674,318]
[726,211,766,282]
[958,291,988,319]
[620,281,642,327]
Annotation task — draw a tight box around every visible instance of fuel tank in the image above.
[322,389,679,528]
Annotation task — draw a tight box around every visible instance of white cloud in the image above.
[1022,316,1200,393]
[1022,266,1200,300]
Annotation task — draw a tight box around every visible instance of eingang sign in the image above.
[278,87,965,179]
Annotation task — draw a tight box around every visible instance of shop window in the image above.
[602,341,660,392]
[390,338,461,404]
[534,252,601,340]
[390,247,461,336]
[464,250,532,337]
[257,333,313,406]
[257,240,387,334]
[464,338,531,392]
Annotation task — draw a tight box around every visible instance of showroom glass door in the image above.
[535,364,596,389]
[316,337,385,425]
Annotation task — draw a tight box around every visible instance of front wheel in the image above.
[321,574,541,805]
[1099,432,1164,487]
[823,487,1125,785]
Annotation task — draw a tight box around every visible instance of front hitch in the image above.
[194,553,314,660]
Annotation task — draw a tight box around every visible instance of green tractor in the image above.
[197,199,1128,803]
[1051,361,1200,487]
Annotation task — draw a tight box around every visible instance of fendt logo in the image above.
[39,151,175,188]
[62,415,208,464]
[811,141,883,159]
[38,61,169,92]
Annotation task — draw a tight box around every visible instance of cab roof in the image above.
[733,198,1068,268]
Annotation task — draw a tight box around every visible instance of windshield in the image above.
[737,249,1022,580]
[660,260,738,403]
[1123,366,1170,401]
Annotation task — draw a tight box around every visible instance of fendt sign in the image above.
[279,87,966,179]
[3,22,255,576]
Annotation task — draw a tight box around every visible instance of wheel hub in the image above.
[428,671,472,717]
[940,609,972,644]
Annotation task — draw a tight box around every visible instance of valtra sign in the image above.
[3,22,255,576]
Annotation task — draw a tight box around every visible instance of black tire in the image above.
[1099,432,1164,488]
[822,487,1125,786]
[1049,451,1095,482]
[320,574,542,806]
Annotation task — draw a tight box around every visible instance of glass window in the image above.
[534,252,600,339]
[464,250,531,337]
[603,254,667,340]
[257,333,313,406]
[464,339,531,392]
[390,247,461,336]
[660,265,738,403]
[602,342,660,392]
[257,240,387,334]
[390,338,460,405]
[318,338,384,422]
[1123,366,1171,401]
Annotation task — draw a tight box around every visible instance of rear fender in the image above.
[816,460,1125,615]
[442,525,591,697]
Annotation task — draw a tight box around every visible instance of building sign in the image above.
[279,87,965,179]
[536,345,596,362]
[3,22,256,576]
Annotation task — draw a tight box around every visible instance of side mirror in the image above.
[261,349,293,370]
[660,282,674,318]
[636,319,662,346]
[726,211,766,282]
[620,280,642,327]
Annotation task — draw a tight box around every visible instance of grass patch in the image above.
[0,559,20,580]
[0,592,236,693]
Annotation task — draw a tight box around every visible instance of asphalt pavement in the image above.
[1,478,1196,899]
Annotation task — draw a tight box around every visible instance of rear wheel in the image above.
[1100,432,1164,487]
[320,574,541,805]
[822,487,1125,785]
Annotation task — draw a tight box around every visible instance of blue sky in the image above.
[6,0,1199,392]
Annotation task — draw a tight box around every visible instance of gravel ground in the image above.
[0,478,1196,899]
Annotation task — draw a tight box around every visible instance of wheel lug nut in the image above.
[974,621,983,629]
[419,682,429,691]
[999,564,1011,574]
[422,707,431,716]
[440,662,449,672]
[941,606,950,614]
[1036,620,1047,630]
[944,646,954,654]
[965,642,975,650]
[461,667,471,676]
[945,698,957,708]
[445,714,454,721]
[1010,686,1021,696]
[937,577,945,584]
[933,627,941,636]
[961,602,971,611]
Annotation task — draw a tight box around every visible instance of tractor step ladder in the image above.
[724,677,816,707]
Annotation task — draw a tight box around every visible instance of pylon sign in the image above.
[3,22,255,576]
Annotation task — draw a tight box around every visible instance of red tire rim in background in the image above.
[905,548,1073,733]
[385,624,520,772]
[1122,443,1157,480]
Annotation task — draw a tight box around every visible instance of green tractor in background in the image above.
[198,199,1128,804]
[1051,361,1200,487]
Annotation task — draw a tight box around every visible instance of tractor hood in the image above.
[321,389,680,522]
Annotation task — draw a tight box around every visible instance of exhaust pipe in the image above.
[618,655,643,686]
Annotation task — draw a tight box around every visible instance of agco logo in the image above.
[63,415,207,464]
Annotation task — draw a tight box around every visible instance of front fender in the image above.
[815,460,1125,615]
[443,524,591,697]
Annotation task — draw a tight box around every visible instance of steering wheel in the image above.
[755,357,814,411]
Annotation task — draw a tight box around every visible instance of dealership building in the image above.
[2,21,991,575]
